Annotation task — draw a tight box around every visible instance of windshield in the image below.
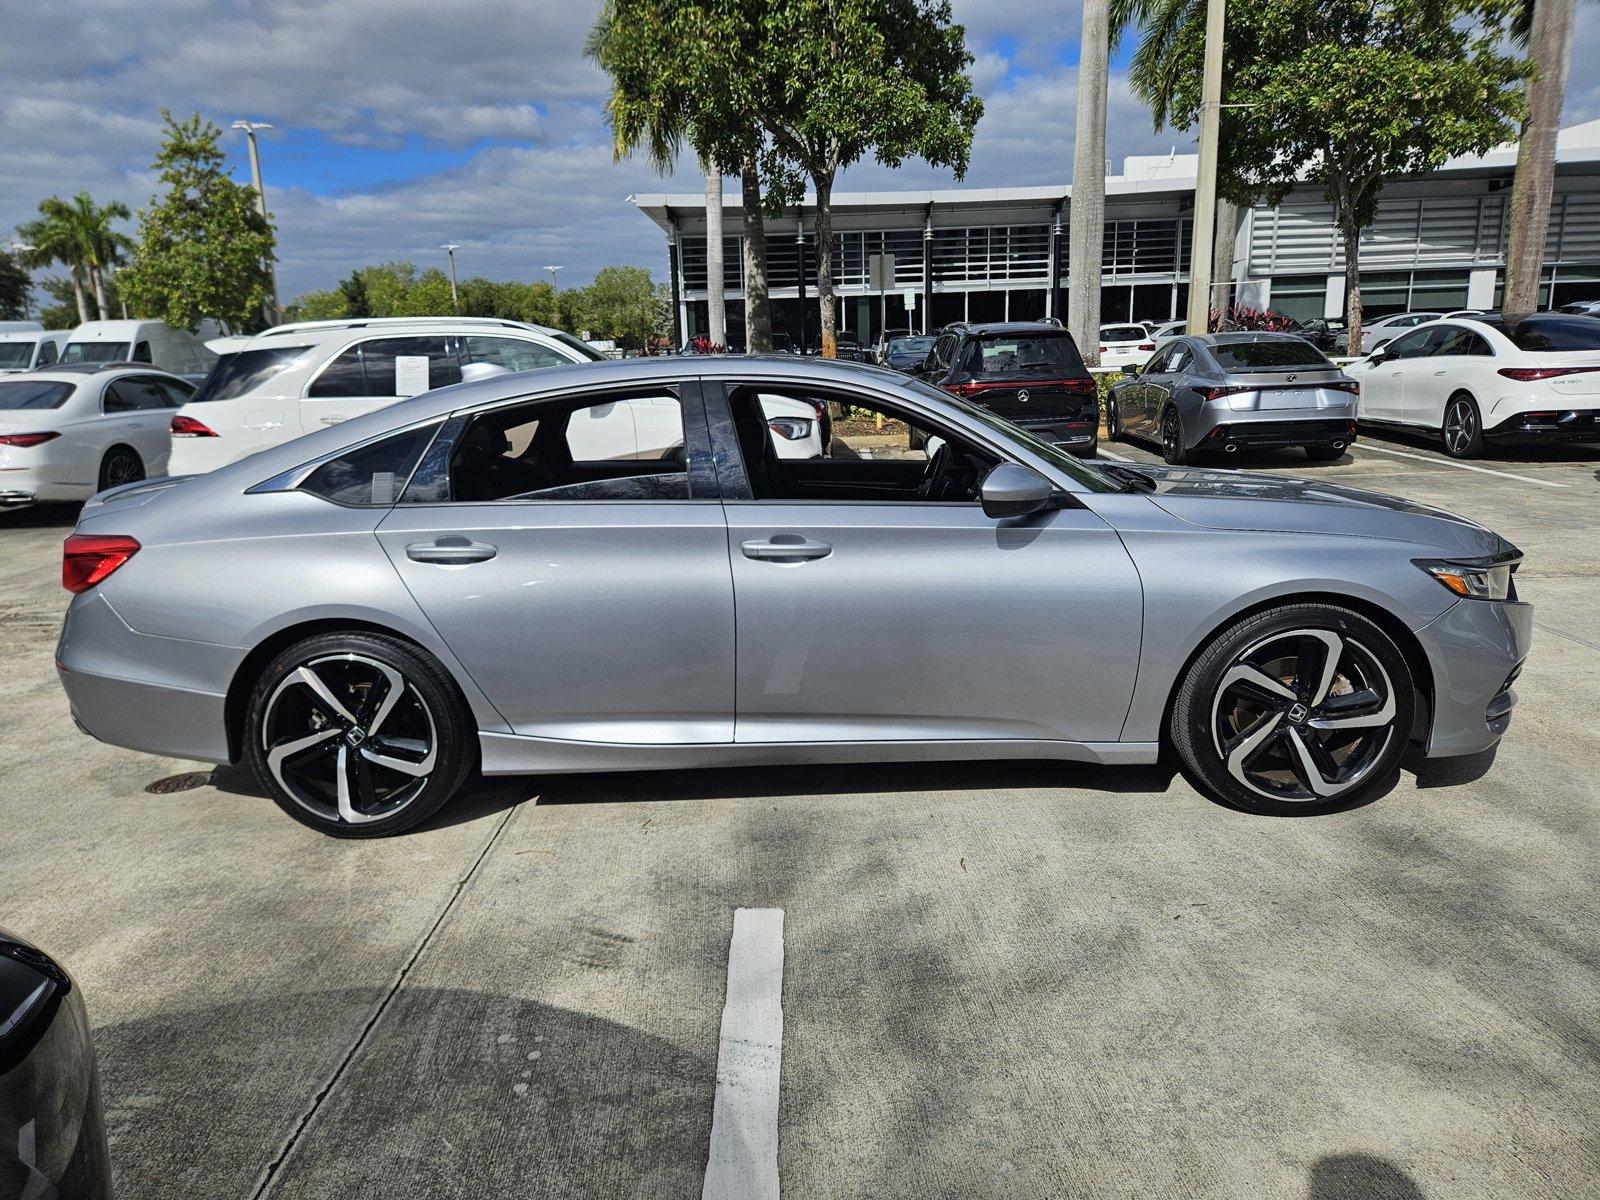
[1505,316,1600,352]
[963,331,1087,378]
[0,380,75,410]
[61,341,130,364]
[1210,339,1331,371]
[187,345,314,403]
[0,343,34,368]
[889,336,934,355]
[550,331,605,362]
[900,376,1119,493]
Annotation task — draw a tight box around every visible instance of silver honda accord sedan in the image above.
[55,356,1531,837]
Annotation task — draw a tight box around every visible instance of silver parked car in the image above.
[56,357,1530,836]
[1107,333,1360,464]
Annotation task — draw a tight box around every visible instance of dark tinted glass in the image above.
[888,336,934,355]
[104,377,171,412]
[60,341,130,364]
[1382,328,1435,359]
[307,345,368,397]
[1431,327,1493,357]
[0,380,74,409]
[464,336,568,372]
[189,346,314,402]
[132,341,153,363]
[355,336,461,396]
[36,339,58,365]
[1506,317,1600,352]
[965,332,1087,377]
[301,425,437,505]
[1211,339,1330,370]
[0,344,32,368]
[550,331,605,361]
[152,377,195,405]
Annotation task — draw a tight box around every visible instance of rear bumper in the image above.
[56,591,238,764]
[1196,418,1358,451]
[1486,409,1600,444]
[1016,418,1097,455]
[1415,596,1533,757]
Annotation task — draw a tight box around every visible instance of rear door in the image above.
[1404,324,1491,427]
[101,376,179,473]
[374,379,736,744]
[301,335,462,433]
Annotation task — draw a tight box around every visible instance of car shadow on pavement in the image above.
[535,757,1181,808]
[0,500,80,528]
[1405,743,1498,790]
[1308,1153,1426,1199]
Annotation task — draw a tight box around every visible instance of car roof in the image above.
[948,321,1070,336]
[67,320,160,338]
[21,364,186,382]
[247,316,568,344]
[1195,331,1310,346]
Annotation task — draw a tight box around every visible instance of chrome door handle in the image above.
[406,537,497,564]
[1432,370,1447,376]
[741,536,832,562]
[320,416,346,425]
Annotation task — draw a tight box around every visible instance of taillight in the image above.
[170,414,217,437]
[1098,345,1107,353]
[1138,342,1155,351]
[1199,385,1251,401]
[0,431,60,448]
[1497,366,1600,381]
[1328,380,1361,395]
[62,534,140,594]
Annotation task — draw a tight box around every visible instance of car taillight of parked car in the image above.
[1497,366,1600,382]
[1199,385,1251,402]
[1139,342,1155,351]
[170,415,218,437]
[1328,381,1361,395]
[62,534,140,594]
[0,431,60,448]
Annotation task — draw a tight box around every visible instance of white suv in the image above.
[168,317,603,474]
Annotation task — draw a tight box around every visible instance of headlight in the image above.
[1414,554,1520,601]
[766,417,814,441]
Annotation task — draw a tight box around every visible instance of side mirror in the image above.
[981,463,1055,520]
[1123,362,1141,377]
[1368,345,1388,364]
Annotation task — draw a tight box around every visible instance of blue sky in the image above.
[3,0,1595,301]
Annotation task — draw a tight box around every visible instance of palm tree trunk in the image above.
[91,264,109,319]
[741,159,773,353]
[814,173,836,358]
[1503,0,1575,317]
[1068,0,1109,366]
[71,267,90,325]
[703,161,727,348]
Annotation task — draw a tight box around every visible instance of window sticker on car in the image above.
[395,356,431,397]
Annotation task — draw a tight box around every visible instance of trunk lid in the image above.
[949,377,1098,421]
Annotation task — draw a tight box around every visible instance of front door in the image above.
[1358,326,1434,421]
[712,379,1144,745]
[375,382,736,743]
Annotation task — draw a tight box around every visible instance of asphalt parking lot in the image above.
[2,426,1598,1200]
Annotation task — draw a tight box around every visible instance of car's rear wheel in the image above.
[1106,397,1123,442]
[1161,407,1191,465]
[1442,394,1485,459]
[98,446,144,492]
[244,632,476,837]
[1170,603,1414,815]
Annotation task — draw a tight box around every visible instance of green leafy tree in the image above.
[17,208,91,324]
[119,111,276,331]
[1149,0,1527,348]
[579,265,658,349]
[354,260,418,316]
[0,247,30,321]
[337,272,371,318]
[753,0,983,355]
[285,288,347,321]
[18,193,131,321]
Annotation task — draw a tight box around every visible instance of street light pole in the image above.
[545,265,563,291]
[1184,0,1227,335]
[232,119,281,324]
[440,244,461,312]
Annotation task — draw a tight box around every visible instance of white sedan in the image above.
[1346,313,1600,458]
[0,367,193,506]
[1099,324,1157,369]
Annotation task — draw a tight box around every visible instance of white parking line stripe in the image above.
[1351,442,1569,487]
[703,908,785,1200]
[1096,447,1133,462]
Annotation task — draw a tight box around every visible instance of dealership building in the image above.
[634,118,1600,348]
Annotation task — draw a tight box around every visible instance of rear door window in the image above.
[307,336,461,398]
[1429,327,1493,357]
[103,377,172,412]
[463,336,570,372]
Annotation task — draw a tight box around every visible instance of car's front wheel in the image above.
[1170,604,1415,815]
[244,631,476,837]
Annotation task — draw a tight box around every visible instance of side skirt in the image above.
[478,732,1160,775]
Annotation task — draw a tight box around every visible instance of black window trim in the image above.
[302,333,462,400]
[246,417,448,506]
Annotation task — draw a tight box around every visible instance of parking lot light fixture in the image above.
[232,119,281,323]
[441,244,461,312]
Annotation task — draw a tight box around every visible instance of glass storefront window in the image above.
[1409,270,1470,311]
[1268,275,1327,322]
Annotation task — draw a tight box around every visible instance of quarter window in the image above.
[300,425,438,506]
[103,377,174,412]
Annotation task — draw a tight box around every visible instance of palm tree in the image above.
[17,193,131,322]
[1109,0,1238,323]
[1068,0,1110,365]
[1502,0,1576,316]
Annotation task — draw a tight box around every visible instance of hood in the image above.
[1118,464,1513,556]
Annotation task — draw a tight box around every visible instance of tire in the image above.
[1170,603,1415,816]
[1304,445,1344,462]
[1441,393,1485,459]
[1106,397,1123,442]
[243,631,477,838]
[1160,407,1191,465]
[98,446,144,493]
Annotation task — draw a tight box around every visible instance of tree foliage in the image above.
[1140,0,1528,343]
[0,247,30,321]
[118,110,276,331]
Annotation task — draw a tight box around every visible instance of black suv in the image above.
[914,322,1099,455]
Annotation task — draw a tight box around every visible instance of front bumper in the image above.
[1486,408,1600,444]
[1415,595,1533,757]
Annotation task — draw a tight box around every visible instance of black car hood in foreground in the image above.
[1113,464,1513,556]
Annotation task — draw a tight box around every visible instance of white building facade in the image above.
[634,119,1600,348]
